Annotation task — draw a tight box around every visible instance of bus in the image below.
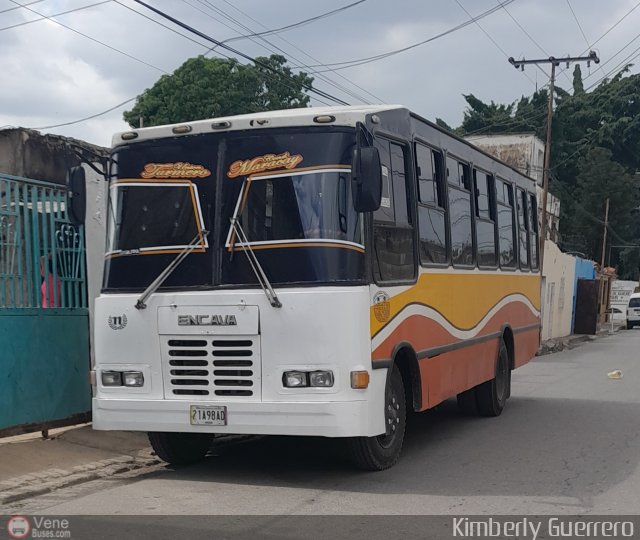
[91,105,541,470]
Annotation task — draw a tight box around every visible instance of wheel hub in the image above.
[377,388,401,448]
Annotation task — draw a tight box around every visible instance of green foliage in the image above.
[459,90,548,138]
[455,67,640,277]
[123,55,312,127]
[572,65,584,94]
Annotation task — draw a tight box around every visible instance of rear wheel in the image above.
[347,364,406,470]
[627,321,634,330]
[148,432,214,466]
[475,339,510,417]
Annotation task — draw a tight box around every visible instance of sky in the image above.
[1,0,639,148]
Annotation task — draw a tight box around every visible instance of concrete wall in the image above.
[542,241,577,340]
[0,128,104,186]
[465,133,545,184]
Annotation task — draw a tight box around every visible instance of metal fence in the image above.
[0,174,86,309]
[1,173,91,436]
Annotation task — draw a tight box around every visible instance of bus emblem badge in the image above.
[108,315,128,330]
[373,292,391,323]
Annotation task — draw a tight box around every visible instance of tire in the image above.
[347,364,406,471]
[148,432,214,466]
[627,321,633,330]
[475,339,510,417]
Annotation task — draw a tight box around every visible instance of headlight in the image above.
[123,371,144,387]
[283,371,308,387]
[309,370,334,387]
[101,370,122,387]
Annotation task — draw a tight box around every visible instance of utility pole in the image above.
[599,198,610,325]
[508,51,600,272]
[600,197,610,271]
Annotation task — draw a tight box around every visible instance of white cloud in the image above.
[0,0,639,148]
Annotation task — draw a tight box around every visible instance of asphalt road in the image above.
[10,329,640,522]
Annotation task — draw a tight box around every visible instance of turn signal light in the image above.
[350,371,370,389]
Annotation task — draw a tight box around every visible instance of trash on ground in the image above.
[608,370,623,379]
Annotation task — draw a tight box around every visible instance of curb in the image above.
[0,450,161,506]
[537,325,623,356]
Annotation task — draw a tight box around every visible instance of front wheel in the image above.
[148,432,214,466]
[627,321,634,330]
[347,364,406,471]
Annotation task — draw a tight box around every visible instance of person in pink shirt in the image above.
[40,255,62,308]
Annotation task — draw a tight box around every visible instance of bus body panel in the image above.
[370,271,541,410]
[93,287,387,437]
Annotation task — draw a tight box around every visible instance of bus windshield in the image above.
[226,168,361,252]
[103,128,364,291]
[107,182,206,257]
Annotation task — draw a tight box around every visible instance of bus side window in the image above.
[517,187,530,269]
[373,138,394,223]
[447,156,473,266]
[415,143,447,265]
[474,169,497,267]
[496,178,516,268]
[529,193,539,270]
[372,139,416,283]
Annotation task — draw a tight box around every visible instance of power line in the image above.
[23,0,368,131]
[29,97,136,130]
[0,0,45,15]
[131,0,350,106]
[1,0,112,33]
[189,0,367,105]
[453,0,537,88]
[565,0,591,50]
[496,0,572,84]
[584,39,640,91]
[118,0,333,107]
[114,1,336,110]
[306,0,518,72]
[213,0,384,104]
[554,0,640,82]
[8,0,166,74]
[220,0,367,45]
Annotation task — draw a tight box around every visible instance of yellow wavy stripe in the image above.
[371,272,541,336]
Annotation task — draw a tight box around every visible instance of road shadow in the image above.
[155,396,640,500]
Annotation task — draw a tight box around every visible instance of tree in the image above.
[458,90,548,137]
[568,147,637,267]
[453,67,640,275]
[123,54,313,127]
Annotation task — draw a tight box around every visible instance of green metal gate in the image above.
[0,174,91,435]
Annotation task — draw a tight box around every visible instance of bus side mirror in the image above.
[352,146,382,212]
[67,166,86,225]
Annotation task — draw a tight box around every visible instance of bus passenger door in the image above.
[371,138,417,284]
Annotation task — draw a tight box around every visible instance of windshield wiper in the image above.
[229,217,282,308]
[135,230,208,310]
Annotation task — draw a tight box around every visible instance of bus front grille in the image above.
[161,336,261,400]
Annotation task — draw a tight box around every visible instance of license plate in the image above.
[190,405,227,426]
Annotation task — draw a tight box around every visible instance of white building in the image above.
[465,133,560,243]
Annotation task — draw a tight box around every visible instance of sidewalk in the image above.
[538,322,625,355]
[0,424,157,506]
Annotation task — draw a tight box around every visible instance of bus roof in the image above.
[112,105,403,147]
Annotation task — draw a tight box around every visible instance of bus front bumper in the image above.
[92,398,378,438]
